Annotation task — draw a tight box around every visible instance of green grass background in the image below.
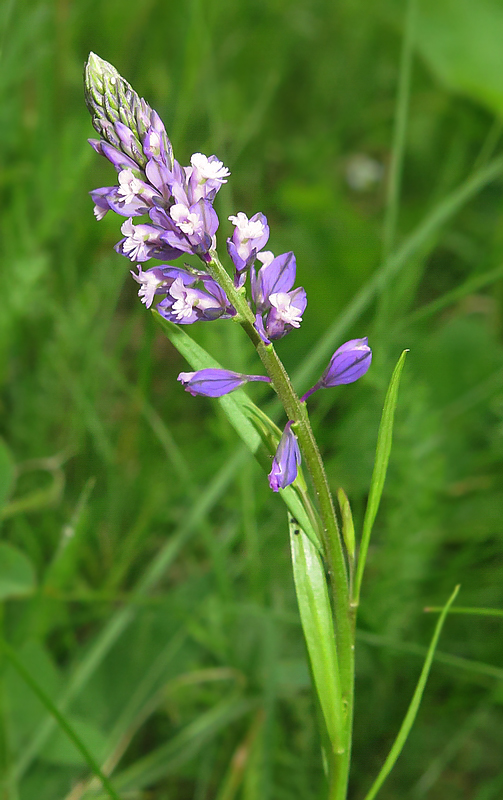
[1,0,503,798]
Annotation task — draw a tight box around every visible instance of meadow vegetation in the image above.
[1,0,503,798]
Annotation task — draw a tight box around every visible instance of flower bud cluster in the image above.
[86,53,229,265]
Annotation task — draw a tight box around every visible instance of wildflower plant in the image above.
[84,53,459,800]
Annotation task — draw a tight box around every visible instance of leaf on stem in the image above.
[353,349,408,606]
[289,513,344,753]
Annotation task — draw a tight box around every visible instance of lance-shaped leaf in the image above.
[354,350,408,605]
[289,514,344,751]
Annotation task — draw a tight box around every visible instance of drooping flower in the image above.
[269,422,301,492]
[265,289,307,339]
[301,338,372,401]
[251,251,296,311]
[178,369,271,397]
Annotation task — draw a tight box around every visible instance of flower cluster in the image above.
[84,54,372,494]
[86,53,228,264]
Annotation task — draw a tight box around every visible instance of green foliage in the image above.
[1,0,503,798]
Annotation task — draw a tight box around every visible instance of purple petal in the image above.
[268,422,301,492]
[178,369,270,397]
[321,337,372,386]
[255,251,297,309]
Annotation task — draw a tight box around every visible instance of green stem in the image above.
[206,250,355,797]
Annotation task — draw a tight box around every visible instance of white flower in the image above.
[191,153,230,183]
[130,266,166,308]
[228,212,266,240]
[170,203,203,236]
[117,169,144,205]
[169,277,201,320]
[120,219,151,261]
[269,292,303,328]
[257,251,274,269]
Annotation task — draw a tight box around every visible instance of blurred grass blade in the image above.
[289,514,343,751]
[424,605,503,618]
[14,446,249,780]
[1,640,121,800]
[97,697,255,795]
[293,155,503,390]
[362,585,460,800]
[357,630,503,683]
[354,350,408,606]
[381,0,417,263]
[400,261,503,328]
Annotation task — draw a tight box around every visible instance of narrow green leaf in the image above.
[0,543,36,600]
[289,514,343,751]
[337,488,355,564]
[424,605,503,618]
[354,350,408,605]
[362,585,460,800]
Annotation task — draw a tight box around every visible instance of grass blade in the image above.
[362,585,460,800]
[2,640,121,800]
[353,350,408,606]
[14,446,249,780]
[292,156,503,391]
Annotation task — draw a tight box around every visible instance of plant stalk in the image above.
[207,250,356,798]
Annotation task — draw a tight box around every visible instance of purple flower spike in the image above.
[269,422,301,492]
[301,337,372,401]
[178,369,271,397]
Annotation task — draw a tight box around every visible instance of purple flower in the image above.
[251,251,296,311]
[227,212,269,281]
[178,369,271,397]
[269,422,301,492]
[263,287,307,340]
[115,218,183,262]
[130,265,196,308]
[301,338,372,401]
[157,275,235,324]
[250,250,306,340]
